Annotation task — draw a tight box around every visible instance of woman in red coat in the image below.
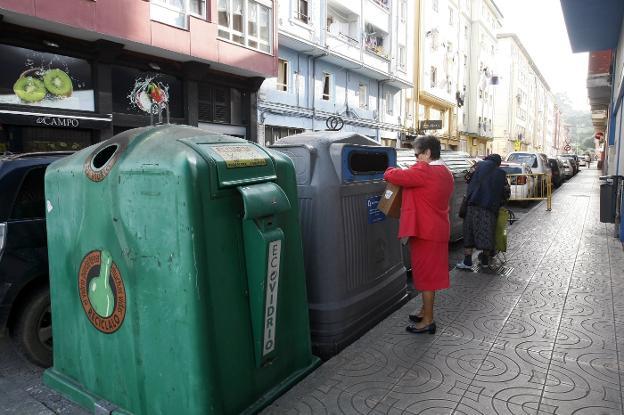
[384,136,454,334]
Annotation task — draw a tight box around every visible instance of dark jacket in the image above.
[466,160,509,212]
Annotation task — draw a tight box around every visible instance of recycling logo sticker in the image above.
[78,250,126,333]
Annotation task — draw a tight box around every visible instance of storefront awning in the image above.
[560,0,624,52]
[0,109,112,129]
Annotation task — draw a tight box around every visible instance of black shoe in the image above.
[408,314,423,323]
[406,322,436,334]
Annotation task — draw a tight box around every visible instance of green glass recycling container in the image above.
[43,125,318,415]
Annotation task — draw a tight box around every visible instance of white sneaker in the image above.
[456,262,473,270]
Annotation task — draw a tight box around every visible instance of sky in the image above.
[494,0,590,112]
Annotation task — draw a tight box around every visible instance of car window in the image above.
[440,153,471,174]
[10,167,46,220]
[501,166,522,174]
[508,153,537,168]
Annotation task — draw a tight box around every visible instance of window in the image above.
[322,73,332,101]
[400,0,407,21]
[358,83,368,108]
[365,23,388,57]
[10,168,45,220]
[264,126,304,146]
[277,59,288,91]
[218,0,272,53]
[448,7,454,25]
[430,66,437,88]
[151,0,207,29]
[463,54,468,67]
[198,83,231,123]
[385,91,394,115]
[326,6,359,44]
[398,45,406,70]
[433,0,438,13]
[464,25,469,39]
[297,0,309,23]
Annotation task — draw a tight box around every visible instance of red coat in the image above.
[383,161,454,242]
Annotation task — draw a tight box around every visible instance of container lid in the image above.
[180,135,277,188]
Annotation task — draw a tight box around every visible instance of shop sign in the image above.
[419,120,443,130]
[36,116,80,127]
[0,44,94,111]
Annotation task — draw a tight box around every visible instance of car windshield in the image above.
[440,151,471,174]
[507,153,537,167]
[501,166,523,174]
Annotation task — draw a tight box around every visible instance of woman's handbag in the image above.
[458,195,468,219]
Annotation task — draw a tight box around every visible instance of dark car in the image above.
[547,158,564,187]
[0,151,71,367]
[558,154,579,175]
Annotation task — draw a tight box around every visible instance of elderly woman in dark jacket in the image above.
[456,154,510,268]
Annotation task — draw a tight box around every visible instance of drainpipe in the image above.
[414,0,423,137]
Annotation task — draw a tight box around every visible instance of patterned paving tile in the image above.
[263,171,624,415]
[455,393,541,415]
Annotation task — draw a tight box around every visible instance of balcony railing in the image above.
[327,27,359,45]
[371,0,390,10]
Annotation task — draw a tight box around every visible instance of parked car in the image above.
[505,151,551,194]
[558,154,579,174]
[0,151,72,367]
[500,161,535,200]
[547,158,564,187]
[505,152,551,176]
[557,157,574,179]
[395,148,469,242]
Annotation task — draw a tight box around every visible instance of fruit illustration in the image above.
[148,83,165,103]
[129,77,169,113]
[13,76,46,103]
[43,69,73,97]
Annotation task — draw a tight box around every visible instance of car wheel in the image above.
[12,286,53,367]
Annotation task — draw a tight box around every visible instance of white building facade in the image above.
[258,0,414,146]
[416,0,501,155]
[493,34,553,156]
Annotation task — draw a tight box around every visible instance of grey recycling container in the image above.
[271,132,408,358]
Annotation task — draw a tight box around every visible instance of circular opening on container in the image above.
[91,144,119,170]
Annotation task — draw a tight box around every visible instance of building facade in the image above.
[560,0,624,241]
[411,0,501,155]
[0,0,277,153]
[258,0,413,146]
[492,33,553,156]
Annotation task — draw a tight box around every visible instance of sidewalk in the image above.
[263,168,624,415]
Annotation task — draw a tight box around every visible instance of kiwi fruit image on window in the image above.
[12,68,73,103]
[43,69,73,97]
[13,76,47,102]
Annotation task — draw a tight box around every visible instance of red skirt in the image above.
[410,238,450,291]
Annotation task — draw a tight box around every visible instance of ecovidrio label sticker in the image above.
[78,250,126,333]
